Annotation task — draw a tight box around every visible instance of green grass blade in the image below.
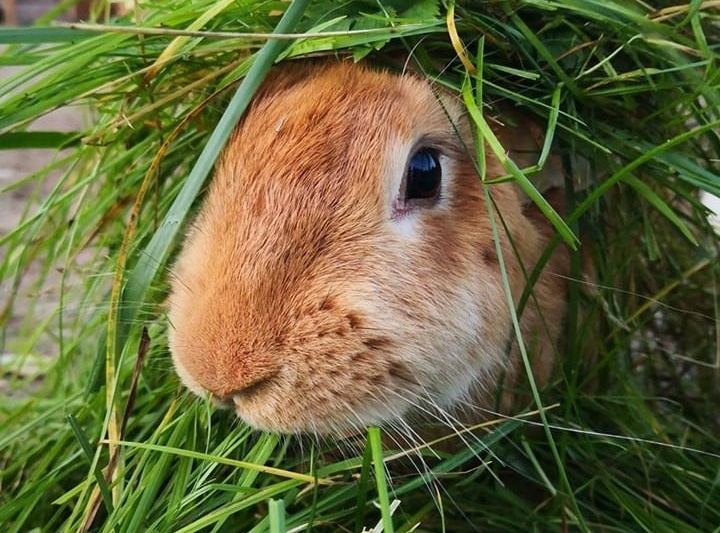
[624,174,698,245]
[0,131,81,149]
[268,499,286,533]
[462,73,578,248]
[0,27,97,43]
[369,427,394,533]
[117,0,312,347]
[67,414,115,517]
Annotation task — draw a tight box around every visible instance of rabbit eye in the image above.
[405,149,441,201]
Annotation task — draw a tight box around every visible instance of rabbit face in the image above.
[168,61,564,435]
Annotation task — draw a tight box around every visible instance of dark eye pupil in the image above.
[406,149,441,200]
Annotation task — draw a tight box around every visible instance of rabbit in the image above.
[167,59,569,437]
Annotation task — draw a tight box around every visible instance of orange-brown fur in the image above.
[168,60,568,435]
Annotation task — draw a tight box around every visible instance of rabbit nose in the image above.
[214,370,279,404]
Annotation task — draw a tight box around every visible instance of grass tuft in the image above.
[1,0,718,531]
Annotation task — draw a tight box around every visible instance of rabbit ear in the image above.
[491,104,594,202]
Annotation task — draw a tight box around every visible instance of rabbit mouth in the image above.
[227,377,420,435]
[227,372,279,403]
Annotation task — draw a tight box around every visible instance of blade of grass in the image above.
[173,479,300,533]
[483,182,588,532]
[461,75,578,248]
[67,414,115,517]
[566,119,720,230]
[0,131,81,149]
[354,441,374,533]
[0,27,98,43]
[269,499,286,533]
[624,174,698,244]
[117,0,311,346]
[368,427,394,533]
[100,439,328,485]
[147,0,238,79]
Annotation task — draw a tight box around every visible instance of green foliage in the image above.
[1,0,718,532]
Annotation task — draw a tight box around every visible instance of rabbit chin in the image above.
[230,393,407,436]
[229,381,485,437]
[172,345,486,435]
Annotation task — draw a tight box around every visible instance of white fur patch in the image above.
[701,190,720,236]
[384,137,453,236]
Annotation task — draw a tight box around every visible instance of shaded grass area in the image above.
[1,0,719,531]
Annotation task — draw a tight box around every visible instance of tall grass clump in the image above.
[1,1,718,531]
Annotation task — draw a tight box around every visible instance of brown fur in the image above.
[167,60,568,435]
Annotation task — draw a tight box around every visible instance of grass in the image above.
[1,0,719,531]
